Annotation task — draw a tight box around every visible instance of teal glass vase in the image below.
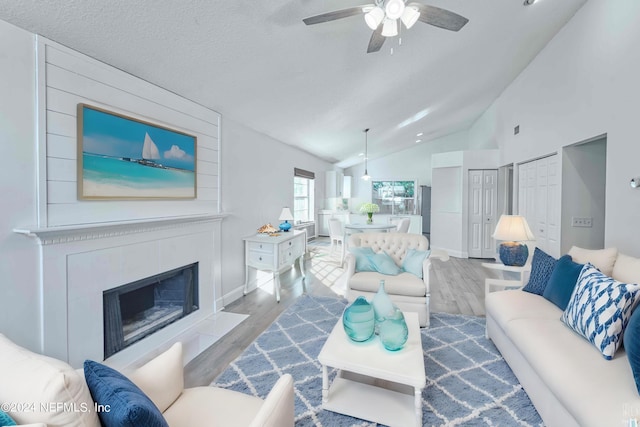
[342,296,375,342]
[377,307,409,351]
[372,280,394,322]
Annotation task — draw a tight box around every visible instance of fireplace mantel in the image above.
[14,213,228,245]
[14,212,226,367]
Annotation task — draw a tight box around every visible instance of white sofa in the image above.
[0,337,294,427]
[345,232,449,327]
[486,247,640,427]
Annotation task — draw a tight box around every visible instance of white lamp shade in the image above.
[278,207,294,221]
[362,171,371,181]
[381,18,398,37]
[492,215,535,242]
[364,6,384,30]
[385,0,405,20]
[401,6,420,29]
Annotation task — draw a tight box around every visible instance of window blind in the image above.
[294,168,315,180]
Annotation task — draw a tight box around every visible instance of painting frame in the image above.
[77,103,197,200]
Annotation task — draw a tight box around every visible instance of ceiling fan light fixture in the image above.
[401,6,420,29]
[364,6,385,30]
[385,0,405,20]
[381,18,398,37]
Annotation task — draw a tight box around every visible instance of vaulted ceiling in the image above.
[0,0,587,167]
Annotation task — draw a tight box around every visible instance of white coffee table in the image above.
[318,312,425,427]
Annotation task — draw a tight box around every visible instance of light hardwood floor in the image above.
[184,238,507,388]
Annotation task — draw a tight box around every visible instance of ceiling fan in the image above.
[303,0,469,53]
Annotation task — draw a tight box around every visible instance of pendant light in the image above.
[362,128,371,181]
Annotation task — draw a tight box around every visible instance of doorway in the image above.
[560,135,607,253]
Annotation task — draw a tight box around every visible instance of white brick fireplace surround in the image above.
[15,214,231,368]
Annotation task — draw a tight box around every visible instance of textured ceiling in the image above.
[0,0,586,166]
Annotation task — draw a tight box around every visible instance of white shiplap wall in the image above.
[38,37,220,227]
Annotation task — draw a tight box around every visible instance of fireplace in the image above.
[103,263,199,359]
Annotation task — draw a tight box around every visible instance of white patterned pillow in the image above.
[561,263,640,359]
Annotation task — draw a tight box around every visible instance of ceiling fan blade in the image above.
[303,6,370,25]
[409,3,469,32]
[367,26,386,53]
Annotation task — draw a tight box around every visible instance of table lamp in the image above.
[492,215,535,266]
[278,207,294,232]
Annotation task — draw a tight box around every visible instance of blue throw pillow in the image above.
[402,249,430,278]
[349,247,376,272]
[625,307,640,395]
[522,247,557,295]
[542,254,583,310]
[0,409,16,426]
[84,360,169,427]
[561,263,640,359]
[366,252,402,275]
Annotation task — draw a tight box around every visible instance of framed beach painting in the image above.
[77,104,197,199]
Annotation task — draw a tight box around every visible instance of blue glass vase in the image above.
[372,280,395,322]
[377,307,409,351]
[342,296,375,342]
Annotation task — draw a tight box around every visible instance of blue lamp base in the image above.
[279,221,292,232]
[499,242,529,266]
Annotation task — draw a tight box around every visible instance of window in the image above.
[371,180,417,215]
[293,168,315,223]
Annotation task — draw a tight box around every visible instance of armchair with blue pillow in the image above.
[0,336,294,427]
[345,232,449,327]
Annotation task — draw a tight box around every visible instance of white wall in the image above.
[469,0,640,256]
[430,150,499,257]
[344,129,473,210]
[40,39,220,226]
[2,24,224,354]
[219,117,332,304]
[0,20,40,350]
[431,166,463,255]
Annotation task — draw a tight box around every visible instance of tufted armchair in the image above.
[345,232,449,327]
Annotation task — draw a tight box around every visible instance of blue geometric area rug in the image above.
[212,295,543,426]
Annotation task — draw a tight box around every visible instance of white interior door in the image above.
[469,170,483,258]
[535,157,549,252]
[517,154,560,258]
[546,155,560,257]
[468,170,498,258]
[482,171,498,257]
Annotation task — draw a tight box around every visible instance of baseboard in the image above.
[430,246,465,258]
[223,286,246,306]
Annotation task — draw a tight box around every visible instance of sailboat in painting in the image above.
[142,132,160,160]
[136,132,167,168]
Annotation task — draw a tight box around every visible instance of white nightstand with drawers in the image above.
[243,230,306,302]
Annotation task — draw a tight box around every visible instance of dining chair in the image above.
[328,218,345,261]
[396,218,411,233]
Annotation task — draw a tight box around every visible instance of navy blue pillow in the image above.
[84,360,168,427]
[522,248,557,295]
[542,254,584,310]
[625,307,640,395]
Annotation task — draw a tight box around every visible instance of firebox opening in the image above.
[103,263,199,359]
